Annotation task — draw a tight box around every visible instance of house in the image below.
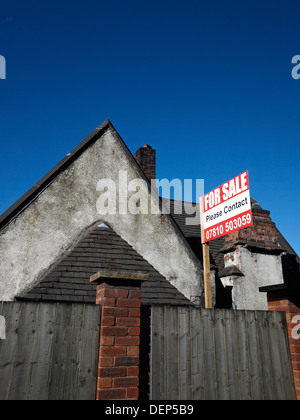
[0,119,299,310]
[0,119,299,401]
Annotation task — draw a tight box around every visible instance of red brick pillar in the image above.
[260,285,300,400]
[90,270,148,400]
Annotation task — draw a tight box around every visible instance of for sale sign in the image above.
[200,171,253,243]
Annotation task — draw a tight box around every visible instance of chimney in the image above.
[135,145,156,182]
[224,200,281,252]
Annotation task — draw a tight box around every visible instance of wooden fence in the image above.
[0,302,297,400]
[0,302,100,400]
[150,306,296,400]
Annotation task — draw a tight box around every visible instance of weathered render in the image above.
[0,121,202,302]
[220,247,284,310]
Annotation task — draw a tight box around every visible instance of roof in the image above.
[18,224,192,306]
[167,198,225,270]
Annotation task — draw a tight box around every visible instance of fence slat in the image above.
[202,309,217,400]
[272,311,296,400]
[235,311,252,400]
[64,304,85,400]
[77,304,101,400]
[0,302,22,400]
[214,310,228,400]
[256,311,274,400]
[27,303,58,400]
[150,306,165,400]
[165,307,179,400]
[8,303,39,400]
[224,309,240,400]
[266,310,286,400]
[244,310,263,400]
[191,308,204,400]
[178,308,192,400]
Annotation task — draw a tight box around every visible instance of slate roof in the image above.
[167,198,225,270]
[18,224,192,306]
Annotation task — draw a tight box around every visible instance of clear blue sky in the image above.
[0,0,299,254]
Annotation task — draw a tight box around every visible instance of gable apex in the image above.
[0,120,118,230]
[0,121,203,302]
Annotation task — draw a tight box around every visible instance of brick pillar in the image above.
[90,270,149,400]
[260,285,300,400]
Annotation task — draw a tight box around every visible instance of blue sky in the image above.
[0,0,299,254]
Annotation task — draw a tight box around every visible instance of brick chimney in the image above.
[224,199,281,252]
[135,145,156,182]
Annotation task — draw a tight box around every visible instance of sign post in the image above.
[202,242,212,308]
[200,194,213,308]
[200,171,253,309]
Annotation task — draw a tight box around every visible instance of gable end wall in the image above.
[0,128,202,301]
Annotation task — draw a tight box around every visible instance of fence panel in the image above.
[150,306,296,400]
[0,302,100,400]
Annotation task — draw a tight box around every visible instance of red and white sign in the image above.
[200,171,253,243]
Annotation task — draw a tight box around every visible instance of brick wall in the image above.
[94,280,143,400]
[263,286,300,400]
[135,145,156,181]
